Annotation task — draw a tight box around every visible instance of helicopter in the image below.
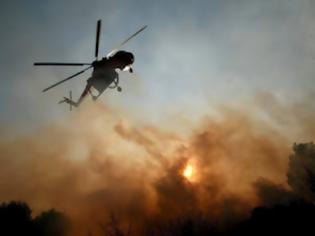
[34,20,147,109]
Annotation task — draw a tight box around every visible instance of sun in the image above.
[183,164,194,180]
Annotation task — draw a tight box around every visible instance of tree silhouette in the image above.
[0,201,70,236]
[0,201,33,235]
[34,209,70,236]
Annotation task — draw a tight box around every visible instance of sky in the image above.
[1,0,315,134]
[1,1,315,235]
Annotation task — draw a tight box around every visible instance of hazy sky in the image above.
[1,0,315,133]
[1,2,315,233]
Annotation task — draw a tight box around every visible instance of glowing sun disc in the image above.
[183,164,193,180]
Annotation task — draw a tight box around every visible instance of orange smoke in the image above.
[0,94,314,235]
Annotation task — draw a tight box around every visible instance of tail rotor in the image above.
[58,90,76,111]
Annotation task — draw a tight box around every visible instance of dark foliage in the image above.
[140,201,315,236]
[0,201,33,235]
[143,217,220,236]
[0,201,70,236]
[33,209,70,236]
[233,201,315,236]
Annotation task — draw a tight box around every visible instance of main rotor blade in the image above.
[34,63,91,66]
[95,20,101,59]
[107,25,147,57]
[42,65,93,92]
[119,25,147,47]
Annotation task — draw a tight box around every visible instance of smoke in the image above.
[0,94,314,235]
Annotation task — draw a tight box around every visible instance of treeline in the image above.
[0,201,70,236]
[149,200,315,236]
[1,195,315,235]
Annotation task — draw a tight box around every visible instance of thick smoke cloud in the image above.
[0,96,314,235]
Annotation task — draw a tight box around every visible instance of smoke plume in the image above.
[0,94,314,235]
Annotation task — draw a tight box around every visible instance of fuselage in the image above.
[88,50,134,93]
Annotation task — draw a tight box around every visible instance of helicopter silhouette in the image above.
[34,20,147,109]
